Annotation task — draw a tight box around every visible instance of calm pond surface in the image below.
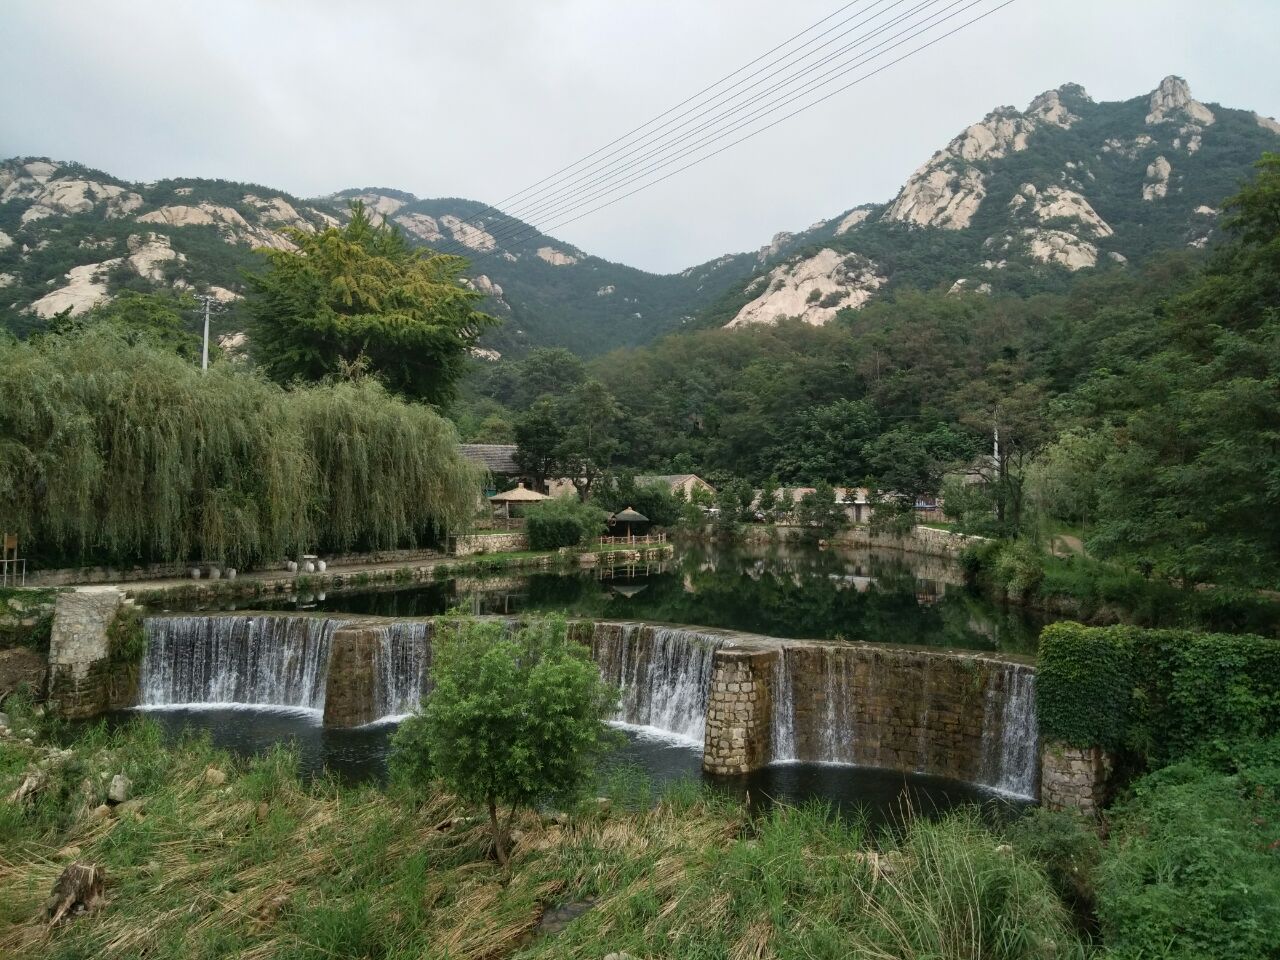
[121,706,1027,827]
[163,539,1043,655]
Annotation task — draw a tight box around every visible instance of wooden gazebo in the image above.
[488,482,548,519]
[608,506,649,542]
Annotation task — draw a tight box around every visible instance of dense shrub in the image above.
[0,328,479,569]
[524,495,607,550]
[1038,623,1280,764]
[1095,749,1280,960]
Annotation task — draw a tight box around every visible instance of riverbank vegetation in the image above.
[456,153,1280,599]
[0,326,480,570]
[3,699,1275,958]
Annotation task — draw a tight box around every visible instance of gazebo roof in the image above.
[611,506,649,523]
[489,482,549,503]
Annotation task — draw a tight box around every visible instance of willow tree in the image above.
[246,203,497,406]
[0,327,481,569]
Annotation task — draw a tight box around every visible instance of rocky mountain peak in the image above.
[1146,75,1215,126]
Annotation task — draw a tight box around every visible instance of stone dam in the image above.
[104,611,1041,799]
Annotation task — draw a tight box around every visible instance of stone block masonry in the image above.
[1040,742,1113,814]
[451,532,528,557]
[703,649,775,775]
[47,587,129,718]
[323,626,383,727]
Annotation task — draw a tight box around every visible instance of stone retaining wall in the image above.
[452,532,529,557]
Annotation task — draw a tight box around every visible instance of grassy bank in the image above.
[962,540,1280,635]
[1,713,1087,960]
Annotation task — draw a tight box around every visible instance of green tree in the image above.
[555,379,621,501]
[1086,153,1280,587]
[795,482,848,535]
[403,615,616,867]
[47,291,206,360]
[513,397,565,492]
[245,202,496,405]
[525,495,607,550]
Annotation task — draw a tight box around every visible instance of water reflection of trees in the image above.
[514,542,1041,653]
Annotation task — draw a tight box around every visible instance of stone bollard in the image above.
[189,568,201,580]
[303,561,315,574]
[286,560,298,574]
[207,567,221,580]
[224,568,237,580]
[316,559,327,573]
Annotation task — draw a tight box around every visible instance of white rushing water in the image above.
[141,615,337,710]
[771,647,797,761]
[372,621,432,719]
[593,624,722,743]
[981,665,1040,798]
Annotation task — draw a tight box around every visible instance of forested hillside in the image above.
[4,77,1277,356]
[464,151,1280,590]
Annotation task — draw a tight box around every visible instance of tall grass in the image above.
[0,718,1088,959]
[0,328,480,569]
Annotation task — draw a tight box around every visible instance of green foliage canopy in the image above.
[0,327,479,568]
[402,615,616,866]
[246,203,496,405]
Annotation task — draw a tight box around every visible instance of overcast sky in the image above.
[4,1,1278,273]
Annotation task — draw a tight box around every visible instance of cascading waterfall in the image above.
[981,664,1039,797]
[771,647,797,761]
[140,615,337,710]
[768,644,1040,798]
[373,621,432,718]
[591,623,722,742]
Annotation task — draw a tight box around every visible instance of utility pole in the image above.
[196,294,216,371]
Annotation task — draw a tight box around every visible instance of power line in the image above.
[452,0,975,267]
[457,0,1013,272]
[494,0,919,225]
[482,0,958,245]
[414,0,905,264]
[407,0,1017,278]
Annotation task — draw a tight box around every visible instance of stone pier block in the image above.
[47,587,126,718]
[323,626,383,727]
[702,649,776,775]
[1040,742,1113,814]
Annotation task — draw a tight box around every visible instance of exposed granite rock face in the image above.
[393,212,443,242]
[757,231,794,263]
[30,260,115,318]
[834,208,872,235]
[883,86,1084,232]
[1255,112,1280,135]
[125,232,184,282]
[1143,155,1172,201]
[47,588,128,718]
[322,627,382,728]
[1041,742,1113,814]
[536,246,579,266]
[439,215,496,252]
[1024,229,1098,270]
[885,160,986,230]
[1010,184,1113,237]
[1145,75,1215,127]
[728,249,883,328]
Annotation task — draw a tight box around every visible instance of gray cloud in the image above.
[2,0,1277,272]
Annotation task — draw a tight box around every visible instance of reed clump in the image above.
[0,714,1086,959]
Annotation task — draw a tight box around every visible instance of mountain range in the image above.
[2,76,1277,357]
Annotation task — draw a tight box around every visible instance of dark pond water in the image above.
[122,706,1027,828]
[161,540,1043,654]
